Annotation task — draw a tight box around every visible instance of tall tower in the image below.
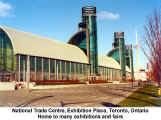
[114,32,126,80]
[135,31,140,72]
[82,6,98,75]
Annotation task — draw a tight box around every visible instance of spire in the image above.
[135,30,140,72]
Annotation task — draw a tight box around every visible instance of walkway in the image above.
[0,83,139,107]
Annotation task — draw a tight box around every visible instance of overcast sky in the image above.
[0,0,160,71]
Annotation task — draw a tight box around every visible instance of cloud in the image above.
[97,11,120,20]
[0,1,13,17]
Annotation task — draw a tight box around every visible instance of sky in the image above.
[0,0,161,71]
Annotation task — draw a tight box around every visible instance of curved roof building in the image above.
[1,26,88,64]
[0,6,133,84]
[0,26,131,82]
[0,26,128,70]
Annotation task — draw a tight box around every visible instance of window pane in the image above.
[37,57,42,72]
[71,62,74,73]
[50,59,55,73]
[30,56,35,72]
[44,58,49,72]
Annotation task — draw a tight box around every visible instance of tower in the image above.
[81,6,99,75]
[135,31,140,72]
[114,32,126,80]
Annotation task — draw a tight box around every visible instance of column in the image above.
[26,55,30,89]
[64,61,66,80]
[48,59,50,80]
[35,56,37,81]
[18,55,20,82]
[60,60,62,80]
[54,60,56,80]
[41,58,43,80]
[70,62,72,80]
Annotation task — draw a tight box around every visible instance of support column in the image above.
[26,55,30,89]
[64,61,66,80]
[107,68,109,81]
[60,61,62,80]
[111,69,113,81]
[48,59,50,80]
[41,58,43,80]
[78,63,80,79]
[82,64,83,75]
[110,69,112,81]
[35,56,37,81]
[70,62,72,80]
[56,61,59,80]
[106,68,107,81]
[18,55,20,82]
[74,63,76,80]
[104,68,106,80]
[103,67,105,80]
[54,60,56,80]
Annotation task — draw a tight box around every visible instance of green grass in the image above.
[118,84,161,107]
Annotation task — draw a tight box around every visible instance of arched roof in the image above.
[98,55,121,69]
[0,26,88,64]
[98,55,131,72]
[107,48,131,72]
[0,26,131,72]
[67,30,86,44]
[107,47,119,56]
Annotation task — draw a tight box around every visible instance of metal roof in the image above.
[0,26,131,72]
[0,26,88,64]
[98,55,121,69]
[98,55,131,72]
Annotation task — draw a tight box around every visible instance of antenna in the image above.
[135,30,140,72]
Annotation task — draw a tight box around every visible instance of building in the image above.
[0,6,132,84]
[107,32,134,81]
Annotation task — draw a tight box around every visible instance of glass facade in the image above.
[0,28,129,83]
[0,29,15,71]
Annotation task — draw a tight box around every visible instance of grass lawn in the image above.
[118,84,161,107]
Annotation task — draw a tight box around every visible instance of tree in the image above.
[143,9,161,87]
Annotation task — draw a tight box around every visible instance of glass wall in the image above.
[97,66,121,82]
[0,29,15,72]
[50,59,55,80]
[30,56,35,81]
[0,29,124,83]
[15,55,90,82]
[43,58,49,80]
[36,57,42,80]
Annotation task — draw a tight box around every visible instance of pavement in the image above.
[0,83,140,107]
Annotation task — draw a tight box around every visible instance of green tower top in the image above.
[113,32,124,48]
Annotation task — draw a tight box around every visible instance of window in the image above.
[0,29,14,71]
[71,62,75,73]
[30,56,35,72]
[50,59,55,73]
[37,57,42,72]
[66,61,70,74]
[61,61,65,73]
[44,58,49,72]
